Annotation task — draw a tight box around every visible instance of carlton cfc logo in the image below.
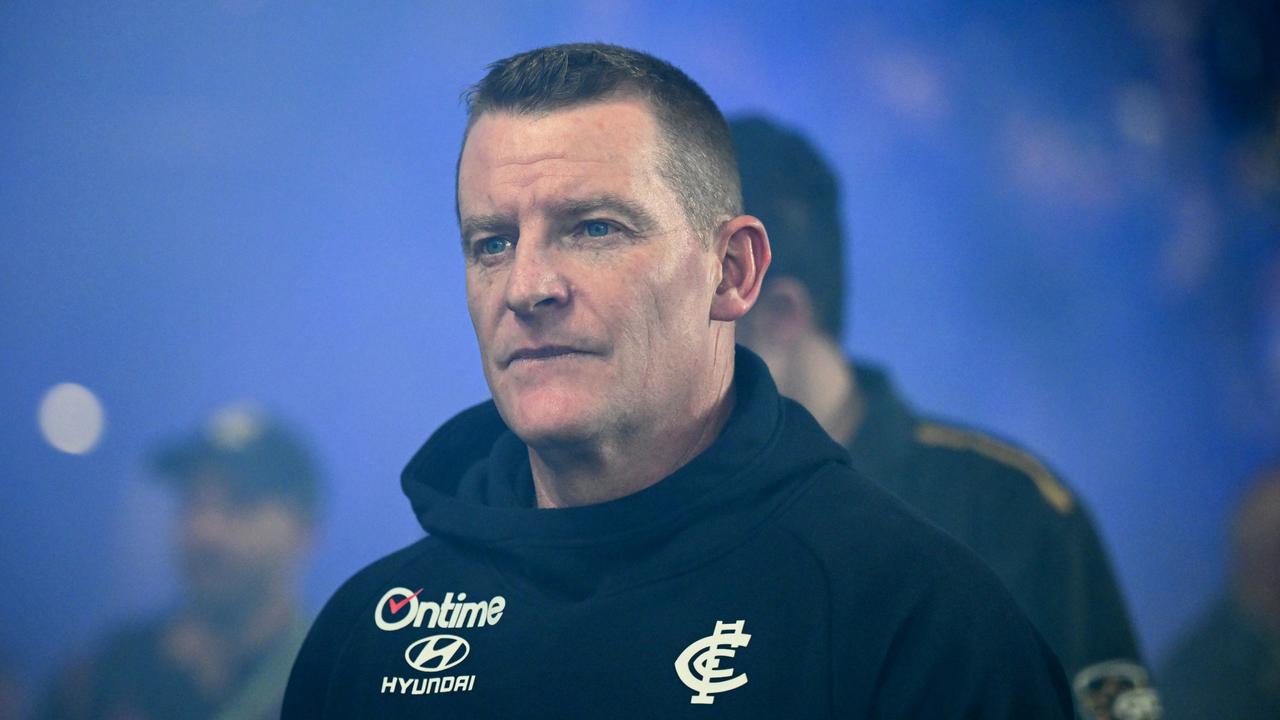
[404,634,470,673]
[675,620,752,705]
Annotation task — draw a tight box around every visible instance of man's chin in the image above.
[496,391,602,447]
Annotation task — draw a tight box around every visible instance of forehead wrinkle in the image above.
[489,150,570,168]
[470,162,644,214]
[487,158,632,194]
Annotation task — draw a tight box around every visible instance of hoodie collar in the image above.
[401,346,847,555]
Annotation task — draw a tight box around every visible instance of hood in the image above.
[400,346,850,599]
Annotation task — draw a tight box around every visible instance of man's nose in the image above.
[503,238,570,316]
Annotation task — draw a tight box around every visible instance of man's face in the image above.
[178,472,309,614]
[457,97,725,446]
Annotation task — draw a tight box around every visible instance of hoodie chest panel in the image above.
[332,538,839,718]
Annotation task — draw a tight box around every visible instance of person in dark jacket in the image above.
[39,404,320,720]
[729,114,1159,719]
[284,42,1073,718]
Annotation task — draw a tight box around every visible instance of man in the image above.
[730,115,1159,719]
[1160,464,1280,719]
[40,403,320,720]
[284,43,1072,718]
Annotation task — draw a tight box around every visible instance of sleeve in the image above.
[909,423,1147,680]
[867,581,1076,719]
[967,474,1162,719]
[1013,499,1156,708]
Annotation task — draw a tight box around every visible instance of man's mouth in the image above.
[504,345,590,367]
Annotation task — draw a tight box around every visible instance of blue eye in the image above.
[480,237,510,255]
[584,221,612,237]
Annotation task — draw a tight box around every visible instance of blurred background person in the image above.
[1159,464,1280,719]
[731,115,1159,720]
[37,404,321,720]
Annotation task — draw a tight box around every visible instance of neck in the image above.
[188,577,297,651]
[758,332,861,445]
[528,341,737,509]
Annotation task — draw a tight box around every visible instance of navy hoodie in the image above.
[283,349,1073,718]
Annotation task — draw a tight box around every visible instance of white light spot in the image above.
[38,382,106,455]
[206,401,266,450]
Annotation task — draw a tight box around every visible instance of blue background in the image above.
[3,0,1276,695]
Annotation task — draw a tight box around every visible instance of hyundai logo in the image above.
[404,634,470,673]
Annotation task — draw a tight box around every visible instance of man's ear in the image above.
[710,215,771,322]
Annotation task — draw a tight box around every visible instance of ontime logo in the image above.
[375,586,506,631]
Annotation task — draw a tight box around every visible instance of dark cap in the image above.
[151,402,322,520]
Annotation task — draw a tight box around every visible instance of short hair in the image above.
[461,43,741,236]
[730,115,846,338]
